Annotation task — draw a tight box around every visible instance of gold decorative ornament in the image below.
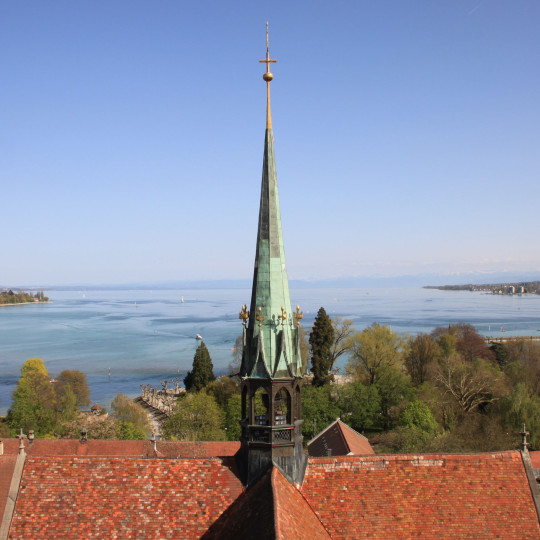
[294,305,303,327]
[239,304,249,327]
[278,306,287,326]
[256,306,265,328]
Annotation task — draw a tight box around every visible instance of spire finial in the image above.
[259,21,276,128]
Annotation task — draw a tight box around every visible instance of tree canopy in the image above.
[184,341,216,392]
[163,392,224,441]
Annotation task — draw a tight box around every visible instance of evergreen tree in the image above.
[184,341,216,391]
[309,307,334,386]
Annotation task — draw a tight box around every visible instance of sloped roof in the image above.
[0,454,17,519]
[301,452,540,539]
[8,456,243,538]
[308,419,374,457]
[0,438,239,458]
[206,467,330,539]
[530,450,540,469]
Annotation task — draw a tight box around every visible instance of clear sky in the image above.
[2,1,539,286]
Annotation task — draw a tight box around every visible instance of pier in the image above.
[484,335,540,343]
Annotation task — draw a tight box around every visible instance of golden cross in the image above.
[259,21,276,78]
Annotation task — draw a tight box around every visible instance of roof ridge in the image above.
[308,449,522,463]
[270,468,281,539]
[306,418,341,446]
[272,467,331,538]
[336,418,369,443]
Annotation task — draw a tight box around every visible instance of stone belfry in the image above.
[238,23,306,486]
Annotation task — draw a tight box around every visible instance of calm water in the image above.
[2,287,540,414]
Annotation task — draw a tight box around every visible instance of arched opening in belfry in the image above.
[275,387,291,425]
[253,387,269,425]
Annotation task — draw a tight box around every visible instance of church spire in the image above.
[240,21,302,381]
[238,23,306,488]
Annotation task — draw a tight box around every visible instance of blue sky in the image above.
[2,1,539,286]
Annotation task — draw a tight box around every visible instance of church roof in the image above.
[2,443,539,538]
[301,451,540,539]
[308,419,375,457]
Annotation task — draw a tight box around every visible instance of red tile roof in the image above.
[308,419,374,457]
[301,451,540,539]
[206,467,330,539]
[3,439,539,538]
[530,450,540,469]
[0,454,17,517]
[8,456,243,539]
[338,420,374,455]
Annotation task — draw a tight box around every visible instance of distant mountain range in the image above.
[4,271,539,291]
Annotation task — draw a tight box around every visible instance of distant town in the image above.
[424,280,540,295]
[0,289,49,305]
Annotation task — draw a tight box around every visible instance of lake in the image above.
[2,286,540,414]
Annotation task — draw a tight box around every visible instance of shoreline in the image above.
[0,301,50,307]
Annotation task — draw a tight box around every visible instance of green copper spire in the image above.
[240,23,302,380]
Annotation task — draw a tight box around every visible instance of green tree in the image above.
[163,392,224,441]
[399,400,438,433]
[224,393,242,441]
[374,364,413,429]
[301,385,341,440]
[116,421,148,440]
[404,334,440,386]
[336,382,380,432]
[21,357,48,377]
[500,383,540,449]
[111,393,150,433]
[205,376,238,409]
[184,341,216,392]
[346,323,403,385]
[7,358,58,436]
[309,307,334,386]
[57,370,91,408]
[490,342,510,368]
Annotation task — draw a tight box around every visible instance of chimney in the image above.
[28,429,35,444]
[80,426,88,443]
[0,440,4,456]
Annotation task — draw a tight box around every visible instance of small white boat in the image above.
[196,334,203,340]
[181,296,184,303]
